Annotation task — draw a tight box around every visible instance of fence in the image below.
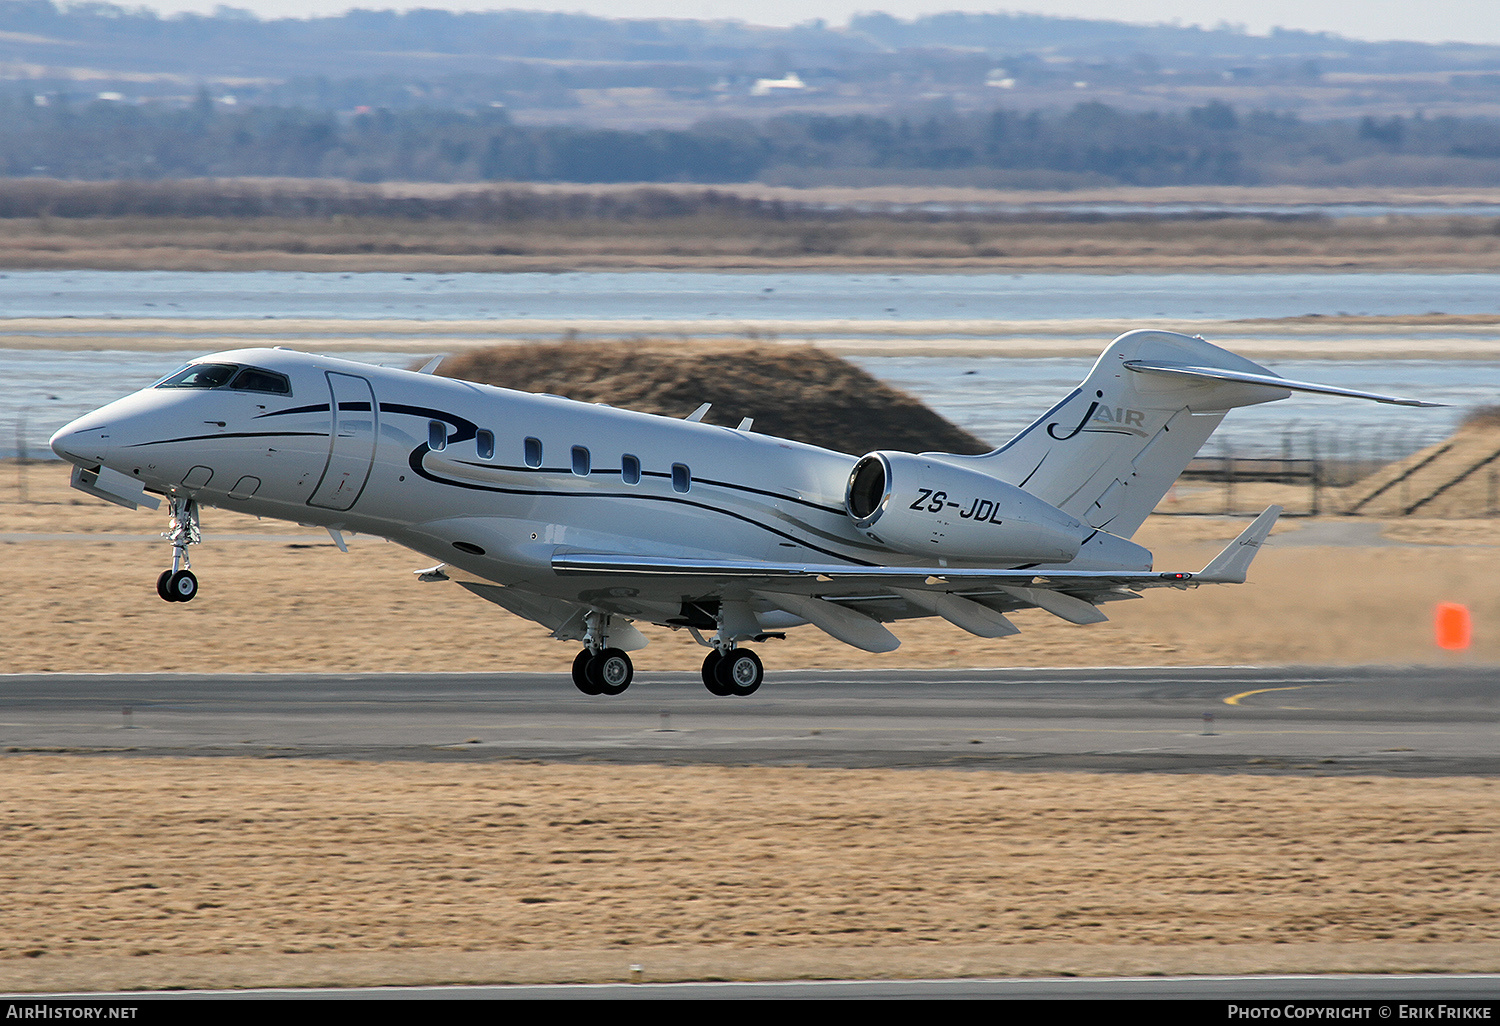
[1162,424,1472,517]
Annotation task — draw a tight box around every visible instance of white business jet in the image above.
[50,330,1433,697]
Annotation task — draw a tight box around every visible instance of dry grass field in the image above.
[0,759,1496,992]
[5,463,1500,672]
[3,178,1500,273]
[2,213,1495,272]
[4,467,1500,990]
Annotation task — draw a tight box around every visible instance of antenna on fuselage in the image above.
[684,403,711,422]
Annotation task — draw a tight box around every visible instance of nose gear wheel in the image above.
[157,569,198,602]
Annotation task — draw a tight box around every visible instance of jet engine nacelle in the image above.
[845,451,1090,563]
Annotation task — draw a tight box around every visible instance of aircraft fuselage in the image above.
[50,347,931,599]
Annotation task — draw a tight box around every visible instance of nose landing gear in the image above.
[156,496,201,603]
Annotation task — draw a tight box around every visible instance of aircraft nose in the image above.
[49,415,112,466]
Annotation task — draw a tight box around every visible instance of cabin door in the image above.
[307,372,377,511]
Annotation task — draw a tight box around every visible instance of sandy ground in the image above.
[0,759,1496,991]
[5,315,1500,364]
[5,464,1500,672]
[5,469,1500,991]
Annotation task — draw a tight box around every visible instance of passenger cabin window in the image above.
[428,420,448,451]
[671,463,691,493]
[572,446,591,477]
[621,454,641,485]
[523,437,543,468]
[475,430,495,460]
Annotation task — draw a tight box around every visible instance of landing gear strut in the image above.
[157,495,200,603]
[570,610,634,696]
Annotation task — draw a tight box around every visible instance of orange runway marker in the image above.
[1434,602,1472,651]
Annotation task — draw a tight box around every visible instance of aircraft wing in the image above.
[419,507,1281,654]
[553,552,1196,590]
[548,507,1276,651]
[552,505,1283,596]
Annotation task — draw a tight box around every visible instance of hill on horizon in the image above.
[437,341,990,458]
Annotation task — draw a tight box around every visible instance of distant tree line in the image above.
[0,178,797,221]
[2,96,1498,187]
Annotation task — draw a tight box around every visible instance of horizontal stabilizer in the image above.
[1123,360,1442,407]
[1196,505,1282,584]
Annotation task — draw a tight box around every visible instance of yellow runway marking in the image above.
[1224,685,1314,706]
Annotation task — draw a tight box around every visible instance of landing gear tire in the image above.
[156,570,175,602]
[701,650,732,696]
[571,649,603,695]
[590,648,633,696]
[715,648,764,696]
[164,569,198,603]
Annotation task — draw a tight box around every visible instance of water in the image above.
[840,202,1500,219]
[2,269,1499,323]
[3,269,1495,458]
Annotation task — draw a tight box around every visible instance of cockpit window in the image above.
[229,367,292,395]
[155,363,237,389]
[153,363,291,396]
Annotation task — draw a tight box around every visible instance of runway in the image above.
[3,665,1496,775]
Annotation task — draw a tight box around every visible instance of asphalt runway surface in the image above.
[2,665,1497,775]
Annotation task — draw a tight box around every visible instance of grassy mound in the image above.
[1343,409,1500,517]
[438,341,989,457]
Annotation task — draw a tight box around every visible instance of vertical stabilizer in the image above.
[934,331,1292,538]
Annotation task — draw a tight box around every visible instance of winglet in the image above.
[1196,505,1282,584]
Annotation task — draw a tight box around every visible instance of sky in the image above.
[123,1,1500,47]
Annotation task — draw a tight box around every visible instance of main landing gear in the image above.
[570,647,634,696]
[564,610,767,698]
[701,646,763,697]
[156,495,201,603]
[570,610,634,696]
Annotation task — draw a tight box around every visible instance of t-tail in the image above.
[934,330,1438,539]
